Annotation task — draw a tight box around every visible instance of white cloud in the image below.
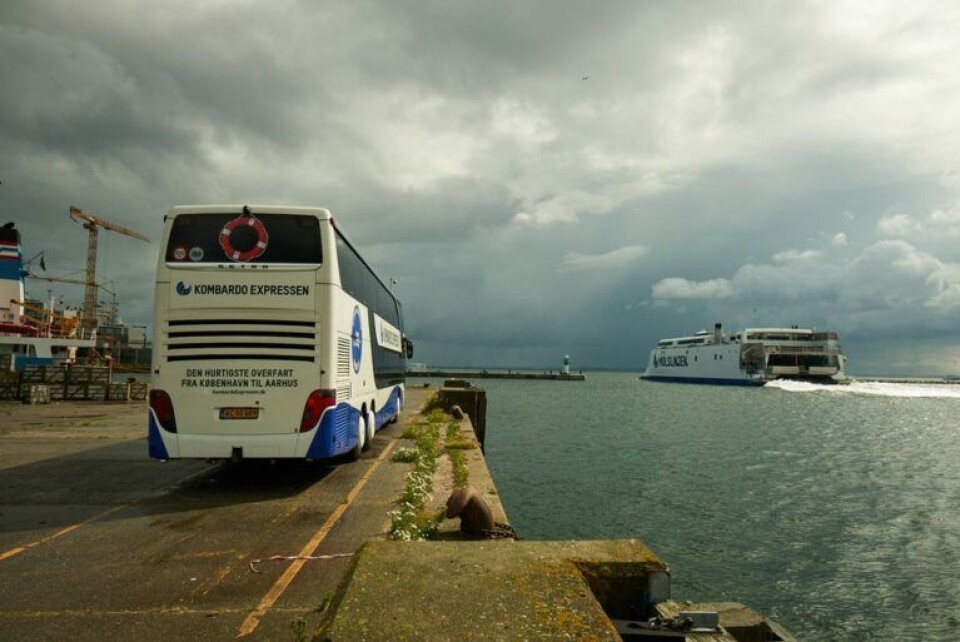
[562,245,648,272]
[510,189,621,226]
[877,214,919,237]
[490,99,556,146]
[653,237,960,337]
[930,207,960,225]
[926,263,960,310]
[652,277,734,300]
[5,1,960,372]
[772,249,822,262]
[877,206,960,243]
[350,91,486,192]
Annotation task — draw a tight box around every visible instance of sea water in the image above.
[468,372,960,641]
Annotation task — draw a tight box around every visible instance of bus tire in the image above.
[388,391,400,424]
[348,414,364,461]
[363,410,375,450]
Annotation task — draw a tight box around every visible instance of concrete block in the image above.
[24,384,51,405]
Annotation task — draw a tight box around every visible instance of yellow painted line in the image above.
[237,439,398,638]
[0,606,244,617]
[0,504,128,563]
[193,563,234,598]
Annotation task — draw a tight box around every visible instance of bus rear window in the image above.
[166,213,322,264]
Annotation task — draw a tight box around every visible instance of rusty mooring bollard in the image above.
[445,486,494,535]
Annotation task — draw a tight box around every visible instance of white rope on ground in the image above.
[248,552,354,573]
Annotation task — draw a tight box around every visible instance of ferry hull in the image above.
[641,374,763,386]
[642,324,846,387]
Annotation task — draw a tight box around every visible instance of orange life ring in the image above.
[219,214,269,262]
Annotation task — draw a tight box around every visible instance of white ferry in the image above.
[641,323,846,386]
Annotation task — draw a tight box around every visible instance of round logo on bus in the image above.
[351,306,363,373]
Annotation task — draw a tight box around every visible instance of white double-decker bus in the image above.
[149,205,411,462]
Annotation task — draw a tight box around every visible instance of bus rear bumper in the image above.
[148,390,403,461]
[153,432,305,459]
[149,409,307,459]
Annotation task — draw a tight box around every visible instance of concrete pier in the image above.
[321,386,795,642]
[407,369,585,381]
[0,385,794,641]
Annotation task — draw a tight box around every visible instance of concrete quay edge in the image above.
[321,381,796,641]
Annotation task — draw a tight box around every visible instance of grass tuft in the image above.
[389,414,443,541]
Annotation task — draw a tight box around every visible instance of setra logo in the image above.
[351,306,363,374]
[176,281,192,296]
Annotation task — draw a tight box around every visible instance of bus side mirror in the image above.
[404,338,414,359]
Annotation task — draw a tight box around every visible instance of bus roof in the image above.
[166,205,333,220]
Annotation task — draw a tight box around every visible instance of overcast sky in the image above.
[3,1,960,375]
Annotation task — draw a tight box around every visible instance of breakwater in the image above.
[407,369,585,381]
[323,379,795,641]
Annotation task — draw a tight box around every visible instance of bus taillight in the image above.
[150,389,178,433]
[301,389,337,432]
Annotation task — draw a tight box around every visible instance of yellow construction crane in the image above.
[26,272,118,327]
[28,271,113,292]
[69,206,149,334]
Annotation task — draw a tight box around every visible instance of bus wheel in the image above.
[348,414,365,461]
[363,411,375,451]
[389,395,401,423]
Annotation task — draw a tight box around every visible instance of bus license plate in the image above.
[220,408,259,420]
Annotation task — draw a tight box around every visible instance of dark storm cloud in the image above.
[2,1,960,374]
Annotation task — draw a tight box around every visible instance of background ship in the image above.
[1,217,151,402]
[641,322,846,386]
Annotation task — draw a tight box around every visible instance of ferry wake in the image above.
[641,323,846,386]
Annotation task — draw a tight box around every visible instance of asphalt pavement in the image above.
[0,390,430,641]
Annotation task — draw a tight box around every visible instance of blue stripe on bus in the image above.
[147,411,171,459]
[306,402,361,459]
[305,386,403,458]
[374,386,403,431]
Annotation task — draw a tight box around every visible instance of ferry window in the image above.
[167,213,322,264]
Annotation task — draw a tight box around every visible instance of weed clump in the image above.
[389,417,443,541]
[449,449,469,488]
